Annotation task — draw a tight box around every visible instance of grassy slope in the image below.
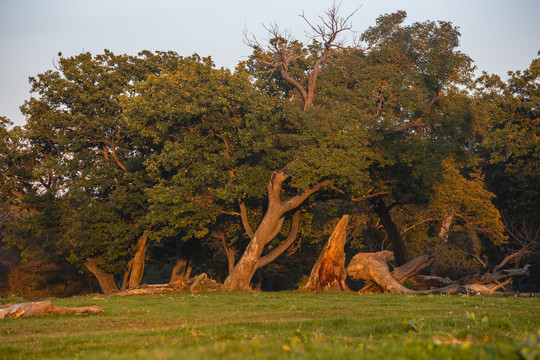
[1,292,539,359]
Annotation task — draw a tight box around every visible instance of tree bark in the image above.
[370,196,409,266]
[359,254,433,293]
[170,257,189,284]
[127,235,148,288]
[347,251,416,293]
[1,301,103,319]
[347,251,531,295]
[84,258,118,294]
[224,171,330,290]
[303,215,350,291]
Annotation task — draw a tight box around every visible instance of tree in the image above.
[15,50,182,293]
[474,51,540,284]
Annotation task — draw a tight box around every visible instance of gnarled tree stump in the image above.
[303,215,350,292]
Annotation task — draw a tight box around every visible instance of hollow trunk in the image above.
[303,215,350,292]
[370,196,409,266]
[84,258,118,294]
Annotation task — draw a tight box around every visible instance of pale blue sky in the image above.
[1,0,539,127]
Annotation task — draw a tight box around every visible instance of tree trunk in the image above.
[84,258,118,294]
[223,205,284,290]
[1,301,103,319]
[224,246,236,276]
[127,235,148,288]
[439,214,453,243]
[170,257,189,284]
[303,215,350,291]
[224,171,330,290]
[370,196,409,266]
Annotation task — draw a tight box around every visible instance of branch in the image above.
[108,146,128,173]
[239,200,255,239]
[256,210,300,270]
[267,217,286,244]
[280,179,331,214]
[351,190,391,202]
[463,265,530,285]
[267,171,290,206]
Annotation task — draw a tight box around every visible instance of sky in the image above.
[1,0,539,127]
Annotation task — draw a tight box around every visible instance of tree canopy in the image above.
[0,7,538,296]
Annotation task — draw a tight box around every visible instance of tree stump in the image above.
[303,215,350,292]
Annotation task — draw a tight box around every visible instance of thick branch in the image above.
[267,217,286,244]
[239,200,255,239]
[267,171,290,206]
[109,146,128,173]
[280,180,331,214]
[256,210,300,270]
[280,69,309,105]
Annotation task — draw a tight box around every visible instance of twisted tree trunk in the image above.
[121,235,149,290]
[224,171,329,290]
[84,258,118,294]
[129,235,148,288]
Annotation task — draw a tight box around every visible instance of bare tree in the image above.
[245,2,359,109]
[495,217,539,272]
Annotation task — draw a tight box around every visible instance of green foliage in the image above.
[475,51,540,225]
[1,8,538,294]
[123,56,284,244]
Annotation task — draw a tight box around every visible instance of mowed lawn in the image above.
[1,292,539,359]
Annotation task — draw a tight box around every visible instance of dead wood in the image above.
[359,254,433,293]
[347,251,531,295]
[347,251,417,294]
[303,215,350,292]
[115,273,221,296]
[0,301,103,319]
[190,273,209,293]
[411,275,454,288]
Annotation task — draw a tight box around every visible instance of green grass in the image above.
[1,292,539,359]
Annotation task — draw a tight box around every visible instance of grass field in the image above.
[1,292,539,359]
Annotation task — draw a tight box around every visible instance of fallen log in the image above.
[347,251,416,294]
[347,250,531,295]
[303,215,350,292]
[411,275,453,288]
[359,254,433,293]
[0,301,103,319]
[115,273,220,296]
[190,273,209,293]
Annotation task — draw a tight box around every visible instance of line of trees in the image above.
[1,6,538,296]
